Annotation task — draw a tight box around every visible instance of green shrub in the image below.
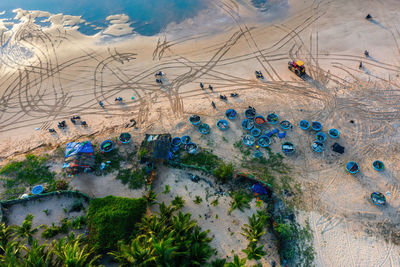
[180,150,220,171]
[42,223,60,239]
[193,196,203,204]
[71,216,87,230]
[87,196,146,253]
[69,200,84,213]
[0,154,55,189]
[213,162,234,182]
[116,168,146,189]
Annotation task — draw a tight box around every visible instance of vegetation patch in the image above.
[116,168,147,189]
[0,154,55,193]
[87,196,146,253]
[109,202,215,266]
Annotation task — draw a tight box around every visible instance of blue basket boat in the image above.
[370,192,386,207]
[346,161,359,174]
[267,113,279,125]
[185,142,198,154]
[251,128,261,137]
[225,109,237,120]
[243,135,255,147]
[171,146,180,153]
[316,132,327,142]
[242,119,254,131]
[372,160,384,171]
[272,128,279,134]
[280,120,291,130]
[311,141,325,152]
[311,121,322,131]
[282,142,295,155]
[32,185,44,195]
[181,135,191,145]
[257,135,271,147]
[299,120,310,130]
[254,115,266,126]
[119,133,131,144]
[265,131,273,137]
[245,108,256,119]
[254,150,263,158]
[171,137,181,146]
[217,119,229,131]
[198,123,210,134]
[328,128,340,138]
[100,140,114,153]
[189,115,201,126]
[278,132,286,139]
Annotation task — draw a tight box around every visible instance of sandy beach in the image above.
[1,0,400,265]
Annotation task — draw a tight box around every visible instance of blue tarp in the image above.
[252,184,269,195]
[65,141,94,158]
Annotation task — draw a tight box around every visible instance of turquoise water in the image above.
[0,0,208,36]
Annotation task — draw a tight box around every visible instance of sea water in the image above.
[0,0,208,36]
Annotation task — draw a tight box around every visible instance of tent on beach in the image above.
[140,134,172,160]
[63,141,95,174]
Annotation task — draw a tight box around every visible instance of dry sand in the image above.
[1,0,400,265]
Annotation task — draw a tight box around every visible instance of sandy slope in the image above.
[1,0,400,265]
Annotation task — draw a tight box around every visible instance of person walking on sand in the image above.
[211,101,216,109]
[359,61,363,69]
[364,50,369,57]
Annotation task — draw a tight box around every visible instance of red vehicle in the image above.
[288,60,306,76]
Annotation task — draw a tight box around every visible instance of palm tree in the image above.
[226,254,247,267]
[109,236,156,267]
[53,235,100,267]
[11,214,42,245]
[0,222,16,253]
[240,214,265,243]
[0,240,24,266]
[228,191,251,215]
[138,216,169,240]
[208,258,226,267]
[171,212,196,236]
[158,203,176,223]
[152,234,179,266]
[188,227,214,265]
[23,239,54,267]
[242,242,266,260]
[171,196,185,210]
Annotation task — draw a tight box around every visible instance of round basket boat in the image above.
[299,120,310,130]
[216,119,229,131]
[346,161,359,174]
[251,128,261,137]
[119,133,132,144]
[242,119,254,131]
[254,150,263,158]
[189,115,201,126]
[278,131,286,139]
[280,120,291,130]
[254,115,266,126]
[311,121,322,131]
[100,140,114,153]
[198,123,210,134]
[282,142,295,155]
[185,142,198,154]
[32,185,44,195]
[257,135,271,147]
[225,109,237,120]
[372,160,384,171]
[171,137,182,146]
[315,132,327,142]
[181,135,191,145]
[245,108,256,119]
[370,192,386,207]
[242,135,255,147]
[328,128,340,139]
[267,113,279,125]
[311,141,325,152]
